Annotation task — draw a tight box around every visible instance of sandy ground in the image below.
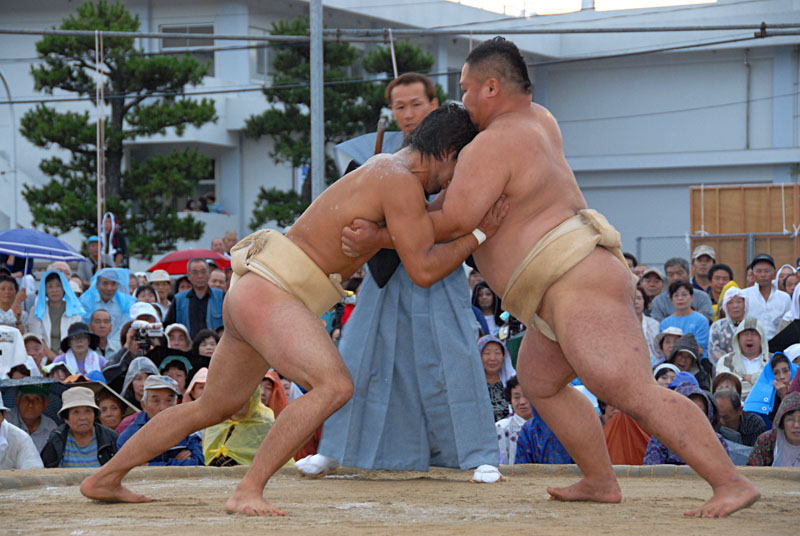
[1,466,798,536]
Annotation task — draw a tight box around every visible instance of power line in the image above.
[0,31,771,105]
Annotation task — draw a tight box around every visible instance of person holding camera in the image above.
[101,303,165,394]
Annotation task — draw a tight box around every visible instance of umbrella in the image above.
[0,228,86,263]
[148,248,231,275]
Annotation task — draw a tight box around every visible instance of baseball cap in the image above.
[749,253,775,270]
[149,269,171,283]
[143,375,181,396]
[130,302,159,321]
[87,235,99,244]
[640,267,664,281]
[692,245,716,261]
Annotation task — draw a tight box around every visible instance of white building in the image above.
[1,0,798,270]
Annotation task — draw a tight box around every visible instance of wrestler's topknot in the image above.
[465,36,532,95]
[403,103,478,160]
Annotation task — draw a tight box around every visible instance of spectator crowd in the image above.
[2,232,799,471]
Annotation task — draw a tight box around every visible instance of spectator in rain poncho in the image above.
[203,387,275,466]
[79,268,136,346]
[747,391,800,467]
[113,357,160,436]
[743,352,798,426]
[27,270,85,361]
[643,382,730,465]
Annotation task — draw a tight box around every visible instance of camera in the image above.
[131,320,163,352]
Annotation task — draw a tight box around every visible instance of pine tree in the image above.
[246,21,444,230]
[20,0,216,260]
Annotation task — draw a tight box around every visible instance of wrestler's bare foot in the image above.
[683,477,760,518]
[546,477,622,503]
[225,488,285,517]
[80,473,150,503]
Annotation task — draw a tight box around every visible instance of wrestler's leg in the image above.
[515,329,621,503]
[223,273,354,516]
[541,247,759,517]
[81,288,269,503]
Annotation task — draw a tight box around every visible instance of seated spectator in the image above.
[514,405,572,464]
[634,285,660,364]
[712,371,743,396]
[689,245,715,293]
[52,322,105,375]
[708,286,745,363]
[744,352,798,425]
[639,267,664,312]
[652,326,683,363]
[183,367,207,403]
[775,264,796,294]
[164,259,224,338]
[208,269,227,291]
[166,324,192,351]
[654,363,679,387]
[76,236,113,286]
[743,254,791,341]
[260,370,288,416]
[651,258,713,322]
[27,270,85,361]
[747,391,800,466]
[203,387,274,466]
[785,273,799,298]
[468,269,484,291]
[159,355,193,395]
[643,381,729,464]
[665,333,711,391]
[79,268,136,346]
[472,282,504,336]
[119,356,160,412]
[40,386,118,468]
[148,270,172,313]
[478,335,516,422]
[714,388,766,447]
[191,328,219,368]
[96,390,126,431]
[116,375,203,466]
[134,285,158,306]
[42,362,70,382]
[660,281,710,358]
[5,384,57,452]
[0,274,24,331]
[495,376,533,465]
[707,263,733,312]
[716,318,770,397]
[210,238,226,256]
[23,334,47,374]
[0,399,43,469]
[89,309,118,358]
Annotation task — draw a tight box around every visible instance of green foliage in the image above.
[246,22,443,229]
[20,0,217,260]
[249,188,310,231]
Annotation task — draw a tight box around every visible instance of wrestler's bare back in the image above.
[287,153,432,281]
[437,102,587,295]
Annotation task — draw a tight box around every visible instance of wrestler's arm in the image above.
[429,132,510,242]
[382,174,505,288]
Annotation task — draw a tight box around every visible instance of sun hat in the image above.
[60,322,100,353]
[58,386,101,418]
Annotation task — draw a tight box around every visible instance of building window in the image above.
[249,27,271,81]
[160,24,215,77]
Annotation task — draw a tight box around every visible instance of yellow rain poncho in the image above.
[714,280,740,321]
[202,388,275,466]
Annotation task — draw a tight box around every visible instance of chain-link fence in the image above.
[634,235,692,271]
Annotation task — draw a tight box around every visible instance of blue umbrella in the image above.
[0,228,86,263]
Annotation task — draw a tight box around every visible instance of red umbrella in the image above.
[148,249,231,275]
